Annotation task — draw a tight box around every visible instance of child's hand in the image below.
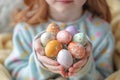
[68,41,92,76]
[34,39,68,77]
[68,58,88,76]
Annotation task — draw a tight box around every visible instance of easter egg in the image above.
[57,30,72,44]
[68,42,86,59]
[40,32,56,47]
[45,40,62,58]
[65,25,78,36]
[46,23,60,35]
[73,33,87,46]
[57,49,73,69]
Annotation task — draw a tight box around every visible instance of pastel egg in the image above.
[68,42,86,59]
[45,40,63,58]
[46,23,60,35]
[57,30,72,44]
[73,33,87,46]
[65,25,78,36]
[57,49,73,69]
[40,32,56,47]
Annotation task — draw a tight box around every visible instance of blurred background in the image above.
[0,0,120,80]
[0,0,24,33]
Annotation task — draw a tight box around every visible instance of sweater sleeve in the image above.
[4,23,56,80]
[69,23,115,80]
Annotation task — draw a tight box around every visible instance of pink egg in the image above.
[57,30,72,44]
[68,42,86,59]
[65,25,78,36]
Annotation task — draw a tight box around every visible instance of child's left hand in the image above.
[68,41,92,76]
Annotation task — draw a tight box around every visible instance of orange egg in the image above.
[46,23,60,35]
[45,40,63,58]
[68,42,86,59]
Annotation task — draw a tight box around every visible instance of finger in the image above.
[34,39,44,55]
[38,55,59,66]
[58,69,68,77]
[69,58,88,74]
[68,66,82,74]
[35,47,44,56]
[61,71,68,78]
[68,59,85,73]
[34,38,42,47]
[58,68,68,78]
[44,64,64,71]
[68,67,75,73]
[68,72,74,76]
[85,41,92,57]
[73,58,88,68]
[44,64,67,77]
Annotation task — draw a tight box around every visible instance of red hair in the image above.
[13,0,111,25]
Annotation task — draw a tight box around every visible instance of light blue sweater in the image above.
[5,11,115,80]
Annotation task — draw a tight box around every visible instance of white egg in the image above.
[57,49,73,69]
[40,32,56,47]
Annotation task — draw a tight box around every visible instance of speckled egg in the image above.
[57,30,72,44]
[68,42,86,59]
[46,23,60,35]
[45,40,63,58]
[65,25,78,36]
[73,33,87,46]
[57,49,73,69]
[40,32,56,47]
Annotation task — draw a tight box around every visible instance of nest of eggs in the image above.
[39,23,88,69]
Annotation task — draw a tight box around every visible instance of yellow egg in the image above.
[45,40,63,58]
[46,23,60,35]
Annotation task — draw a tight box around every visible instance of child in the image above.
[5,0,115,80]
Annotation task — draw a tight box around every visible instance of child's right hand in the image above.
[34,39,68,77]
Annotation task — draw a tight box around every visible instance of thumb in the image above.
[85,41,92,58]
[34,38,44,56]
